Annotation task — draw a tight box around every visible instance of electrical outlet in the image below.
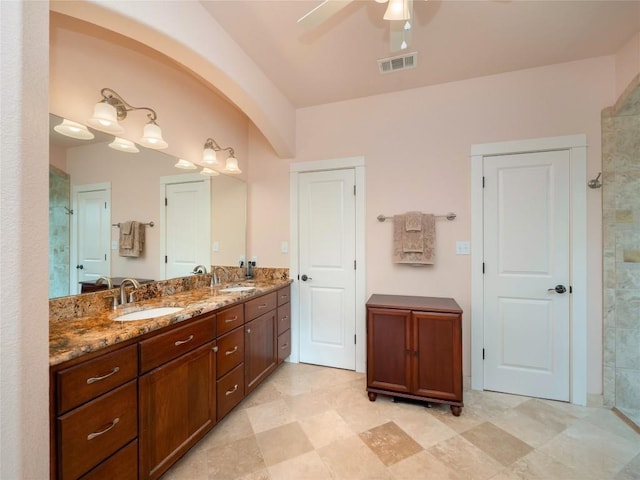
[212,241,220,252]
[281,241,288,253]
[111,240,118,250]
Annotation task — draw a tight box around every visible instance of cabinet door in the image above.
[245,310,276,395]
[139,341,217,480]
[366,307,412,394]
[412,311,462,401]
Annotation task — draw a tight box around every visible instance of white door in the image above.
[162,177,210,279]
[298,169,357,370]
[71,184,111,294]
[483,150,570,401]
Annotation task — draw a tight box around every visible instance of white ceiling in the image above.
[201,0,640,108]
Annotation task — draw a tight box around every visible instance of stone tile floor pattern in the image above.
[164,363,640,480]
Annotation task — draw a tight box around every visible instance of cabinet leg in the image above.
[367,392,377,402]
[450,405,462,417]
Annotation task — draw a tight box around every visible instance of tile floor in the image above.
[164,363,640,480]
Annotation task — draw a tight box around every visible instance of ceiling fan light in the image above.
[54,119,95,140]
[139,122,168,149]
[223,155,242,174]
[87,102,124,134]
[109,137,139,153]
[404,20,411,30]
[383,0,410,21]
[175,158,197,169]
[400,40,408,50]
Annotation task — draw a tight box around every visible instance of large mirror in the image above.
[49,114,247,299]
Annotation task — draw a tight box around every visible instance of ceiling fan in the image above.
[297,0,417,53]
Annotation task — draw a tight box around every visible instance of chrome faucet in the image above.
[212,266,229,286]
[96,276,113,289]
[119,278,141,305]
[192,264,208,274]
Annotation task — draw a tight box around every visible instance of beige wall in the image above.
[0,1,50,478]
[249,56,614,394]
[615,32,640,99]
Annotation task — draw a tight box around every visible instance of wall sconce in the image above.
[202,137,242,174]
[87,88,168,149]
[200,167,220,176]
[53,118,94,140]
[109,137,139,153]
[174,159,197,170]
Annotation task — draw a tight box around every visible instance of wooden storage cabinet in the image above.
[245,309,277,395]
[138,313,218,479]
[366,294,463,416]
[276,286,291,364]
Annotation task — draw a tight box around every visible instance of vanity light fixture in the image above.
[87,88,168,149]
[202,137,241,173]
[174,158,197,170]
[200,167,220,176]
[54,118,95,140]
[109,137,139,153]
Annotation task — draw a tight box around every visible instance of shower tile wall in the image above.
[602,112,640,427]
[49,167,70,298]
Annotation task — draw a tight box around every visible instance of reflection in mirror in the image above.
[49,114,247,299]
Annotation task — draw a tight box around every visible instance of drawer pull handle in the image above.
[224,316,239,324]
[87,418,119,440]
[246,328,251,334]
[86,367,120,384]
[174,335,194,346]
[281,344,288,349]
[257,304,268,309]
[281,316,288,321]
[225,346,238,356]
[225,384,238,396]
[212,346,219,352]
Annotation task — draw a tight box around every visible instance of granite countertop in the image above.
[50,279,291,366]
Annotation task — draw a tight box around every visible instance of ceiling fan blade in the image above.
[297,0,353,30]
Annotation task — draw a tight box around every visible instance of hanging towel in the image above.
[393,213,435,265]
[119,221,145,257]
[405,211,422,231]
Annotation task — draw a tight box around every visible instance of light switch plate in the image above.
[212,241,220,252]
[281,241,288,253]
[456,241,471,255]
[111,240,118,250]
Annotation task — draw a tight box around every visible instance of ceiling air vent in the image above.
[377,52,417,74]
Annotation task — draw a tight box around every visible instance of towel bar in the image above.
[112,221,155,228]
[377,213,456,222]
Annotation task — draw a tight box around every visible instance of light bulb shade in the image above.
[174,159,197,170]
[54,119,95,140]
[139,122,168,149]
[222,156,242,174]
[87,102,124,134]
[200,167,220,176]
[109,137,139,153]
[384,0,410,21]
[203,147,218,165]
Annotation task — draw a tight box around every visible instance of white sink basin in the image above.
[114,306,184,321]
[219,286,255,293]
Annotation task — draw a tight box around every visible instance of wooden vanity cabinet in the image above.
[244,292,277,395]
[366,295,463,416]
[277,286,291,364]
[138,314,217,480]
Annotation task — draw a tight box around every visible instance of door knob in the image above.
[76,264,84,270]
[301,274,312,281]
[547,285,567,294]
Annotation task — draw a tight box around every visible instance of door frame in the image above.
[290,156,366,372]
[159,173,211,280]
[70,182,111,294]
[470,135,587,405]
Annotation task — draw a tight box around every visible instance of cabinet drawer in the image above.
[79,439,138,480]
[217,363,244,420]
[216,304,244,336]
[139,314,216,373]
[217,327,244,378]
[277,303,291,335]
[57,344,138,414]
[277,329,291,365]
[58,380,137,480]
[277,286,290,306]
[245,292,277,322]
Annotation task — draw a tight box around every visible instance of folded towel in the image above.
[393,213,435,265]
[119,221,145,257]
[120,221,134,249]
[405,211,422,231]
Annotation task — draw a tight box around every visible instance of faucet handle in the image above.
[106,295,119,310]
